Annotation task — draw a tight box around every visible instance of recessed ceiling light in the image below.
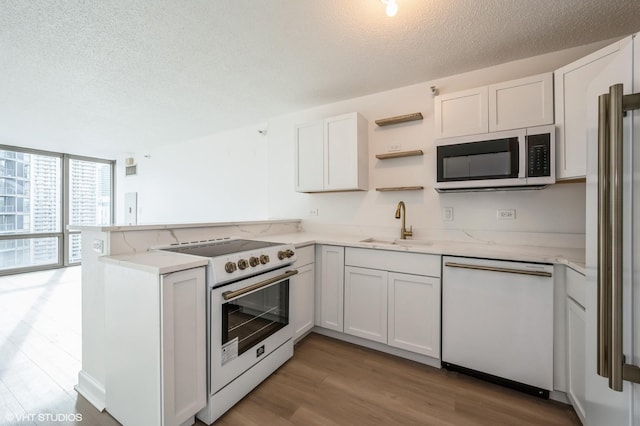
[381,0,398,17]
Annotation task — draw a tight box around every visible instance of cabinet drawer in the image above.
[294,245,315,267]
[345,247,440,277]
[566,267,585,308]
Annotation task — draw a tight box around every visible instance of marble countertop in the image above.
[101,251,209,274]
[100,229,586,276]
[252,232,587,274]
[69,218,301,232]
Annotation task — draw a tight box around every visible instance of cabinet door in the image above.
[316,245,345,332]
[566,297,586,424]
[292,263,315,341]
[388,272,440,358]
[344,266,388,344]
[295,120,324,192]
[161,268,207,426]
[555,42,624,179]
[434,86,489,138]
[489,73,553,132]
[324,113,360,191]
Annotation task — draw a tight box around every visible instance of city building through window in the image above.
[0,147,113,274]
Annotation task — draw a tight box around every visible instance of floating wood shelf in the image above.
[376,150,424,160]
[375,112,423,127]
[376,186,424,192]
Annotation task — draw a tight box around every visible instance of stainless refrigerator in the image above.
[585,33,640,425]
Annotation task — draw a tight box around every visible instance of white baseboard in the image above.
[550,390,570,404]
[75,370,106,411]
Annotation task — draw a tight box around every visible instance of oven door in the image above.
[210,266,296,394]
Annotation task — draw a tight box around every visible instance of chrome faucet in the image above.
[394,201,413,240]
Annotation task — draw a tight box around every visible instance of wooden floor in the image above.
[0,267,580,426]
[0,267,119,426]
[214,334,581,426]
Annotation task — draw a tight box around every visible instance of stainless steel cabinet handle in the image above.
[444,262,552,278]
[222,270,298,301]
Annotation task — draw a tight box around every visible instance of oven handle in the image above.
[222,270,299,301]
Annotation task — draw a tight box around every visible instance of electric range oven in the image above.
[160,238,297,424]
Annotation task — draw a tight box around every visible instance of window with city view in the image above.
[0,147,113,273]
[68,159,112,263]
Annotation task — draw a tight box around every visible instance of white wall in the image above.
[116,124,269,224]
[117,39,613,238]
[266,41,614,240]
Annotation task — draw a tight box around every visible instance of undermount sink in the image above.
[359,237,433,247]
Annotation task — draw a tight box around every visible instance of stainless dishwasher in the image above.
[441,256,554,397]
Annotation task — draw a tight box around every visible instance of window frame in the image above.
[0,145,114,275]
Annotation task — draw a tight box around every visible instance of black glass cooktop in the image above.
[161,239,282,258]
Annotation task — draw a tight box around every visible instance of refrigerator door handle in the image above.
[598,83,640,391]
[597,92,610,379]
[608,83,625,391]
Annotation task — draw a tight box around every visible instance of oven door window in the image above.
[222,279,289,356]
[437,137,519,182]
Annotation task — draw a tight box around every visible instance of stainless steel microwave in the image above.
[434,125,555,192]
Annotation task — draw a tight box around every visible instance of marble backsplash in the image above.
[107,220,302,255]
[300,222,586,249]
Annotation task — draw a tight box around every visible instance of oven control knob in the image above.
[237,259,248,270]
[259,254,269,264]
[224,261,237,273]
[279,249,294,259]
[249,256,260,267]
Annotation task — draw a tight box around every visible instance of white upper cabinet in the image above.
[489,73,554,132]
[554,40,626,179]
[434,73,553,139]
[295,121,324,192]
[295,112,368,193]
[434,86,489,138]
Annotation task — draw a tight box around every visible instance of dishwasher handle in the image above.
[444,261,552,278]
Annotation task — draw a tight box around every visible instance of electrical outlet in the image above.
[388,144,401,152]
[496,209,516,220]
[309,208,318,216]
[442,207,454,222]
[92,239,104,254]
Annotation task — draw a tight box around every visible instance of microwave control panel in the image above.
[526,134,551,177]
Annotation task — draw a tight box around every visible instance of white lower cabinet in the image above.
[315,245,345,332]
[344,266,388,343]
[566,267,586,424]
[388,272,440,358]
[342,247,441,359]
[105,265,206,426]
[292,245,315,341]
[567,297,586,423]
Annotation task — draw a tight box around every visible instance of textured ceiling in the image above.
[2,0,640,158]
